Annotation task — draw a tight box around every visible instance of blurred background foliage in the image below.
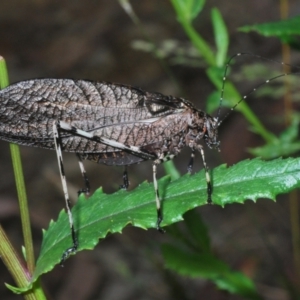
[1,0,300,299]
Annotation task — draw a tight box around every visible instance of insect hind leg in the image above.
[53,121,78,264]
[76,153,90,196]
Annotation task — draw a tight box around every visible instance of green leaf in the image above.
[206,90,221,114]
[189,0,205,21]
[239,15,300,38]
[161,244,262,299]
[171,0,205,23]
[30,157,300,285]
[4,283,25,295]
[163,212,261,299]
[280,35,300,50]
[250,117,300,158]
[211,8,229,67]
[182,210,210,251]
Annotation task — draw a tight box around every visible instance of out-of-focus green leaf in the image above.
[162,244,262,299]
[183,210,210,252]
[250,116,300,159]
[171,0,205,23]
[239,15,300,38]
[211,8,229,67]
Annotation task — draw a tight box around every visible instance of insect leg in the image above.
[76,153,90,195]
[187,148,195,173]
[58,121,155,161]
[53,121,78,264]
[119,166,129,190]
[196,145,212,204]
[57,121,161,231]
[152,162,165,232]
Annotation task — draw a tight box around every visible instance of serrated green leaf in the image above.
[161,244,261,299]
[211,8,229,67]
[239,15,300,38]
[30,157,300,285]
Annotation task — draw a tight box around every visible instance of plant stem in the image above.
[0,56,35,274]
[0,56,44,297]
[10,144,36,273]
[0,225,32,299]
[0,226,46,299]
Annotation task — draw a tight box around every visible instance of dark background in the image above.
[0,1,299,299]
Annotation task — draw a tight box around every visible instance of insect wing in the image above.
[0,79,190,161]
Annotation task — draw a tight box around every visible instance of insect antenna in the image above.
[217,52,300,127]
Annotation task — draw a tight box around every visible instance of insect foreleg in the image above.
[76,153,90,195]
[53,121,78,265]
[196,145,212,204]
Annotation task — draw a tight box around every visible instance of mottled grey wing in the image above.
[0,79,190,164]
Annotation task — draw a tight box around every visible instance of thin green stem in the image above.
[224,83,277,143]
[0,56,35,273]
[0,226,28,283]
[0,56,45,297]
[163,160,181,181]
[10,144,36,273]
[0,226,32,299]
[170,0,215,66]
[0,226,46,299]
[178,21,216,66]
[0,56,9,88]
